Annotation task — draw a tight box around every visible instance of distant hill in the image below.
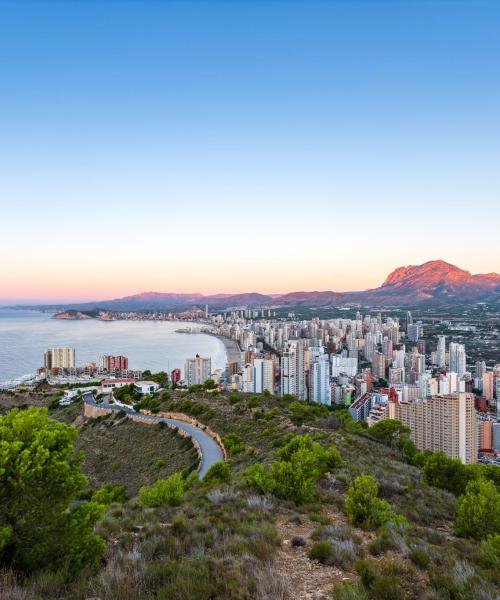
[272,260,499,307]
[17,260,500,312]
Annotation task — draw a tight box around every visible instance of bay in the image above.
[0,309,227,384]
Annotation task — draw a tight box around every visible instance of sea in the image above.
[0,309,228,386]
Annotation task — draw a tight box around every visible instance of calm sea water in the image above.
[0,309,227,384]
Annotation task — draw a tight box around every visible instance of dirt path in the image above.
[275,512,355,600]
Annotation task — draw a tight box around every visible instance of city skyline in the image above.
[1,1,499,302]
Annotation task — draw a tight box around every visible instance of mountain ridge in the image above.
[14,260,500,311]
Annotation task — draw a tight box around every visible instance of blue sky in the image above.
[0,0,499,301]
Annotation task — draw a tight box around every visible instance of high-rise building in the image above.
[185,354,211,386]
[280,340,306,399]
[475,361,486,378]
[242,363,254,392]
[171,368,181,385]
[479,420,493,451]
[310,355,331,405]
[44,347,75,370]
[382,337,393,362]
[449,342,466,377]
[493,423,500,452]
[407,323,420,342]
[388,392,477,464]
[482,371,494,401]
[436,335,446,368]
[281,349,296,396]
[389,367,404,385]
[99,355,128,371]
[372,351,386,381]
[330,354,358,377]
[253,358,274,394]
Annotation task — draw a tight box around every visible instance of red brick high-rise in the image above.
[99,355,129,371]
[171,368,181,385]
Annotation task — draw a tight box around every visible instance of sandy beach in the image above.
[220,336,241,365]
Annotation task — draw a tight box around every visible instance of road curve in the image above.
[82,393,223,477]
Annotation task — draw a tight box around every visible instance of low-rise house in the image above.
[134,380,160,395]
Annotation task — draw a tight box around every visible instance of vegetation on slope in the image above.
[0,387,499,599]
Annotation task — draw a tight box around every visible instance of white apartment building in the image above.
[436,335,446,368]
[449,342,466,377]
[45,347,75,369]
[310,354,331,406]
[280,340,306,399]
[184,354,211,386]
[330,354,358,378]
[253,358,274,394]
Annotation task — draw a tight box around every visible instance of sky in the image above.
[0,0,499,303]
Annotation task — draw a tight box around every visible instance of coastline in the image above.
[0,311,239,386]
[215,335,241,366]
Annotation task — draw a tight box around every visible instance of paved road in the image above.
[82,393,223,477]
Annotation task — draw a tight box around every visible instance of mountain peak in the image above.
[381,260,471,289]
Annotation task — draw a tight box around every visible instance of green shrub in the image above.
[202,461,231,486]
[244,434,342,504]
[369,528,393,555]
[91,483,127,505]
[139,472,185,507]
[333,582,369,600]
[369,522,407,556]
[203,379,216,390]
[308,541,332,563]
[369,419,410,444]
[244,462,273,493]
[146,559,213,599]
[246,395,261,408]
[454,478,500,540]
[370,575,405,600]
[422,451,474,496]
[355,558,379,588]
[429,568,463,599]
[223,433,245,455]
[409,546,430,569]
[345,475,404,529]
[479,534,500,569]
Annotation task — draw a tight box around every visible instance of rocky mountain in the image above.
[379,260,500,299]
[21,260,500,312]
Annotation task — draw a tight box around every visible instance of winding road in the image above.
[82,393,223,477]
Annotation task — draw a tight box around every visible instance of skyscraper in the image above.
[310,354,331,406]
[281,339,306,399]
[372,351,386,381]
[185,354,211,386]
[253,358,274,394]
[482,371,494,401]
[280,348,296,396]
[449,342,466,377]
[436,335,446,368]
[405,310,413,332]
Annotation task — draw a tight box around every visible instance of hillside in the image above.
[1,387,499,599]
[0,392,198,497]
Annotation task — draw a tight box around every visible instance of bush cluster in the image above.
[345,474,406,529]
[244,434,342,503]
[138,472,185,507]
